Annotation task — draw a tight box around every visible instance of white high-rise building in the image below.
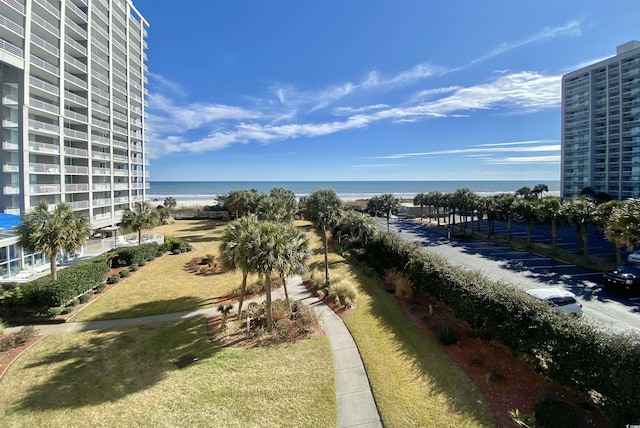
[0,0,149,278]
[561,41,640,199]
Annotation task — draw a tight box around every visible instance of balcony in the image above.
[93,197,112,207]
[3,162,19,173]
[0,14,24,37]
[64,146,88,157]
[91,117,110,129]
[69,200,90,209]
[91,151,110,160]
[2,141,19,151]
[64,108,88,122]
[28,119,59,134]
[33,0,60,18]
[64,54,87,73]
[65,183,89,192]
[32,11,59,37]
[4,0,25,14]
[29,162,60,174]
[66,160,93,175]
[29,97,60,115]
[65,36,87,56]
[66,1,87,22]
[92,102,109,115]
[30,76,59,96]
[64,128,88,140]
[92,183,111,191]
[64,71,88,90]
[92,167,110,175]
[64,90,88,106]
[31,33,59,56]
[65,18,87,39]
[30,54,59,75]
[92,134,110,145]
[3,186,20,195]
[29,141,59,154]
[30,184,61,194]
[113,195,129,203]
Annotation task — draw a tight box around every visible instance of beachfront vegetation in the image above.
[120,201,160,245]
[16,201,89,281]
[301,188,343,288]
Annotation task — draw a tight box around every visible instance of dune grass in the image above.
[72,220,257,321]
[306,230,496,427]
[0,319,335,427]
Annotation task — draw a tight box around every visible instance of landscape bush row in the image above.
[0,243,168,314]
[360,232,640,425]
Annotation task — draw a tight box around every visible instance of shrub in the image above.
[271,299,289,322]
[534,393,579,428]
[329,280,357,307]
[437,325,458,345]
[95,282,106,293]
[291,301,316,333]
[383,268,414,300]
[47,306,62,317]
[119,269,130,278]
[172,249,181,255]
[130,265,138,272]
[78,292,92,304]
[107,274,120,284]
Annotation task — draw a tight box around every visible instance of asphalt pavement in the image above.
[381,216,640,334]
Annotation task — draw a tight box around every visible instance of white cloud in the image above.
[487,155,561,164]
[377,143,560,159]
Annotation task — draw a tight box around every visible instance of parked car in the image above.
[628,250,640,264]
[525,288,583,317]
[603,265,640,295]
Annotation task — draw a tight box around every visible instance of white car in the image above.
[526,288,583,317]
[628,250,640,264]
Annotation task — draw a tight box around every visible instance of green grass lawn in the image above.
[71,220,258,321]
[306,232,496,427]
[0,319,335,427]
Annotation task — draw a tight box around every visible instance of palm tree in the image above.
[597,200,626,263]
[256,195,291,223]
[16,201,88,281]
[605,199,640,255]
[413,192,426,221]
[220,215,259,316]
[495,194,516,242]
[564,197,597,262]
[514,199,539,248]
[482,197,500,239]
[270,187,298,219]
[163,196,177,212]
[535,197,563,254]
[120,201,160,245]
[244,221,308,329]
[429,191,443,226]
[378,193,401,232]
[532,184,549,199]
[339,210,378,247]
[303,188,342,288]
[277,224,310,315]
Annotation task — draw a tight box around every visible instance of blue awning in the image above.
[0,213,22,229]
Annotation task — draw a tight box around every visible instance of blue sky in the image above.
[135,0,639,181]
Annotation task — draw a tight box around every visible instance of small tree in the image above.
[120,201,160,245]
[163,196,177,212]
[17,201,88,281]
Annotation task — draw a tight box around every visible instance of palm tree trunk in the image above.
[281,274,291,317]
[50,253,58,281]
[581,224,589,262]
[386,213,390,232]
[265,275,273,330]
[138,229,142,246]
[436,204,441,226]
[237,270,248,317]
[507,216,512,243]
[550,221,557,253]
[526,223,532,248]
[323,223,330,287]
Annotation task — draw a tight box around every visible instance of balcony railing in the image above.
[31,33,59,56]
[32,12,59,37]
[0,38,23,57]
[65,71,88,89]
[34,0,60,19]
[64,128,88,139]
[92,183,111,191]
[64,165,89,175]
[64,54,87,72]
[0,14,24,37]
[92,151,110,160]
[30,184,61,194]
[3,164,19,173]
[92,167,110,175]
[29,141,59,154]
[92,134,110,145]
[65,183,89,192]
[66,1,87,21]
[65,17,87,38]
[30,54,59,75]
[29,97,60,115]
[4,0,25,14]
[3,186,20,195]
[93,197,112,206]
[113,169,128,176]
[64,109,88,122]
[28,119,59,134]
[64,146,88,157]
[30,76,59,95]
[29,162,60,173]
[91,102,109,115]
[65,36,87,56]
[64,90,88,106]
[69,200,90,209]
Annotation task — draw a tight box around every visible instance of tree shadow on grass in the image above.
[14,317,218,411]
[81,297,210,322]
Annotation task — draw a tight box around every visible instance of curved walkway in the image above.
[4,277,382,428]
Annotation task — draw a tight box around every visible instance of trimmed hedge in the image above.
[111,243,159,267]
[20,258,110,307]
[365,232,640,425]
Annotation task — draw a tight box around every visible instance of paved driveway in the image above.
[380,217,640,334]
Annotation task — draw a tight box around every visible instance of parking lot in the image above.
[379,217,640,334]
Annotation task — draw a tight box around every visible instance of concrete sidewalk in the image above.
[4,277,382,427]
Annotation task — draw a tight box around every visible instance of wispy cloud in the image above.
[376,142,560,159]
[458,19,583,70]
[487,155,561,164]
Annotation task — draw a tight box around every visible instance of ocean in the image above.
[147,180,561,202]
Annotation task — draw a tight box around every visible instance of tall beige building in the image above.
[561,41,640,199]
[0,0,149,278]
